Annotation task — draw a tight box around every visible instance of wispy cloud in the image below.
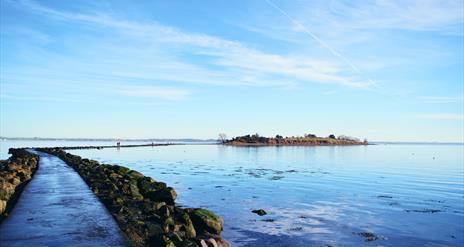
[416,113,464,120]
[116,86,190,101]
[265,0,366,75]
[0,93,86,103]
[296,0,464,35]
[11,0,374,89]
[418,95,464,103]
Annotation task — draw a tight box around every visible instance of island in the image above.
[222,133,368,146]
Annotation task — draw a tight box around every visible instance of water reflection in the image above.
[2,141,462,246]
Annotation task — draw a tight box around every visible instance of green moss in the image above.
[165,239,176,247]
[113,165,130,174]
[193,209,221,222]
[128,170,144,179]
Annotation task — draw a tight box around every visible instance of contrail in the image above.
[264,0,368,78]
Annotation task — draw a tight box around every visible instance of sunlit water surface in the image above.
[1,141,463,246]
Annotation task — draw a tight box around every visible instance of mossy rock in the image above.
[121,183,142,199]
[128,170,144,179]
[158,188,177,204]
[175,212,196,238]
[154,202,167,210]
[142,182,167,196]
[146,187,176,204]
[112,165,130,175]
[145,222,164,238]
[176,240,199,247]
[168,232,183,242]
[138,177,156,194]
[158,205,171,218]
[114,196,125,205]
[165,239,176,247]
[147,234,165,247]
[175,223,196,239]
[163,217,176,232]
[109,172,121,181]
[190,209,223,235]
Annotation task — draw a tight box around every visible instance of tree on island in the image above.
[304,133,317,138]
[218,133,227,143]
[328,134,336,139]
[337,135,359,142]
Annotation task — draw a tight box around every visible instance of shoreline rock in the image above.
[38,147,229,247]
[251,209,267,216]
[0,149,39,222]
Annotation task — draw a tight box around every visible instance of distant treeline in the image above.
[222,133,367,146]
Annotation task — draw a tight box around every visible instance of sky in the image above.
[0,0,463,142]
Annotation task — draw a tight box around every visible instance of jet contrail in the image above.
[264,0,365,76]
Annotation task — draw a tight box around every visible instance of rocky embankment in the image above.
[0,149,39,221]
[38,148,229,247]
[53,143,171,150]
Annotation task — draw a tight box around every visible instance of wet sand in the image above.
[0,150,128,247]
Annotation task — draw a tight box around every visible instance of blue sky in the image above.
[0,0,463,141]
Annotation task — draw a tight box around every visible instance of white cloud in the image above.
[13,0,374,89]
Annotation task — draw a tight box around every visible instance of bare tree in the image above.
[337,135,360,142]
[218,133,227,144]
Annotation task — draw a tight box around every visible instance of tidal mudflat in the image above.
[67,143,464,247]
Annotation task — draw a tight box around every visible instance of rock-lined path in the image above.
[0,150,128,247]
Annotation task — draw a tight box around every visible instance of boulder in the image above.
[176,212,196,238]
[128,170,144,179]
[177,240,199,247]
[146,187,176,204]
[138,177,157,194]
[0,200,6,214]
[190,209,223,235]
[145,222,164,238]
[0,182,15,200]
[158,204,171,218]
[251,209,267,216]
[157,188,177,204]
[112,165,130,175]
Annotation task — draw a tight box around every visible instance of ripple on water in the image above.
[67,144,464,247]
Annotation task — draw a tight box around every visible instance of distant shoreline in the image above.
[0,137,216,143]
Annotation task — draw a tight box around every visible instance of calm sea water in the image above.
[1,141,463,246]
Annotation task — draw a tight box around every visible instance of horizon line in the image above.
[1,136,463,145]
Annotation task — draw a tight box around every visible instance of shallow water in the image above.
[2,141,463,246]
